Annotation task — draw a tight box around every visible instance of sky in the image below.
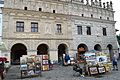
[104,0,120,35]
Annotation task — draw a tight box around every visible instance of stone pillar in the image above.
[106,2,110,9]
[49,50,58,62]
[86,0,89,5]
[103,3,105,8]
[110,1,113,10]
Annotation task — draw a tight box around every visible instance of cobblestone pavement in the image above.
[4,61,120,80]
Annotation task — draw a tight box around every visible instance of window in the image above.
[77,26,82,35]
[16,21,24,32]
[56,24,62,33]
[24,7,27,10]
[86,26,91,35]
[39,8,42,11]
[31,22,38,32]
[91,14,93,18]
[53,10,55,13]
[82,14,84,17]
[103,28,107,36]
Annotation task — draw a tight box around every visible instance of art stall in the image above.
[20,54,50,78]
[20,55,42,78]
[84,51,112,76]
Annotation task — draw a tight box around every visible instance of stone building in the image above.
[2,0,118,64]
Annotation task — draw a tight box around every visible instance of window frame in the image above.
[56,24,62,33]
[77,26,82,35]
[31,22,38,32]
[103,28,107,36]
[16,21,24,32]
[86,26,91,35]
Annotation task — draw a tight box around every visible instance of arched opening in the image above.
[94,44,102,51]
[58,44,68,63]
[107,44,113,60]
[11,43,27,65]
[37,44,49,55]
[77,44,88,54]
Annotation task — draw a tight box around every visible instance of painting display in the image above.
[88,67,98,75]
[42,55,49,71]
[20,55,42,78]
[98,66,106,73]
[84,51,112,75]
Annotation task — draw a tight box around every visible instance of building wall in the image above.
[2,0,118,62]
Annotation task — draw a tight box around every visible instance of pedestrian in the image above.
[64,54,70,66]
[0,61,4,80]
[112,52,118,71]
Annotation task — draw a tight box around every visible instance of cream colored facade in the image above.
[2,0,118,63]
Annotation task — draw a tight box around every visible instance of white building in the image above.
[0,0,6,57]
[1,0,118,64]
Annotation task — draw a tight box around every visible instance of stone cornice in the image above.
[70,15,116,24]
[3,38,73,40]
[2,8,116,24]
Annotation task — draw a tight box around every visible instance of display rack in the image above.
[20,55,42,78]
[42,55,49,71]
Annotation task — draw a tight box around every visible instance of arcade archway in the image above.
[37,44,49,55]
[77,44,88,54]
[58,44,68,63]
[11,43,27,65]
[107,44,113,60]
[94,44,102,51]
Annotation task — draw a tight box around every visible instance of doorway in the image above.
[11,43,27,65]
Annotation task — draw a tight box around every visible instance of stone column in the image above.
[49,50,58,62]
[103,3,105,8]
[99,0,102,7]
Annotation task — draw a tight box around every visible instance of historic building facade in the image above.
[2,0,118,64]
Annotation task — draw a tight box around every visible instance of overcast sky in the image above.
[104,0,120,35]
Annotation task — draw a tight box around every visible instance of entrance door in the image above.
[37,44,48,55]
[11,43,27,65]
[58,44,67,64]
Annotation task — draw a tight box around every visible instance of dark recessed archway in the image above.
[37,44,49,55]
[107,44,113,60]
[94,44,102,51]
[77,44,88,54]
[58,44,68,63]
[11,43,27,65]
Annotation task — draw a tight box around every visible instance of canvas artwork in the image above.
[88,67,98,75]
[98,66,106,73]
[42,65,49,71]
[42,55,49,60]
[42,60,49,64]
[20,64,28,70]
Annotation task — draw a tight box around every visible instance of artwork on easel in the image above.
[42,60,49,64]
[88,66,98,75]
[42,55,49,60]
[42,65,49,71]
[98,66,106,73]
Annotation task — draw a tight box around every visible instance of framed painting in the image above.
[42,55,49,60]
[42,65,49,71]
[88,66,98,75]
[98,66,106,73]
[42,60,49,64]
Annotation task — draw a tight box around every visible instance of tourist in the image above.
[112,52,118,70]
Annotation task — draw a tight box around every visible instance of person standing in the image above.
[64,54,70,66]
[112,52,118,71]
